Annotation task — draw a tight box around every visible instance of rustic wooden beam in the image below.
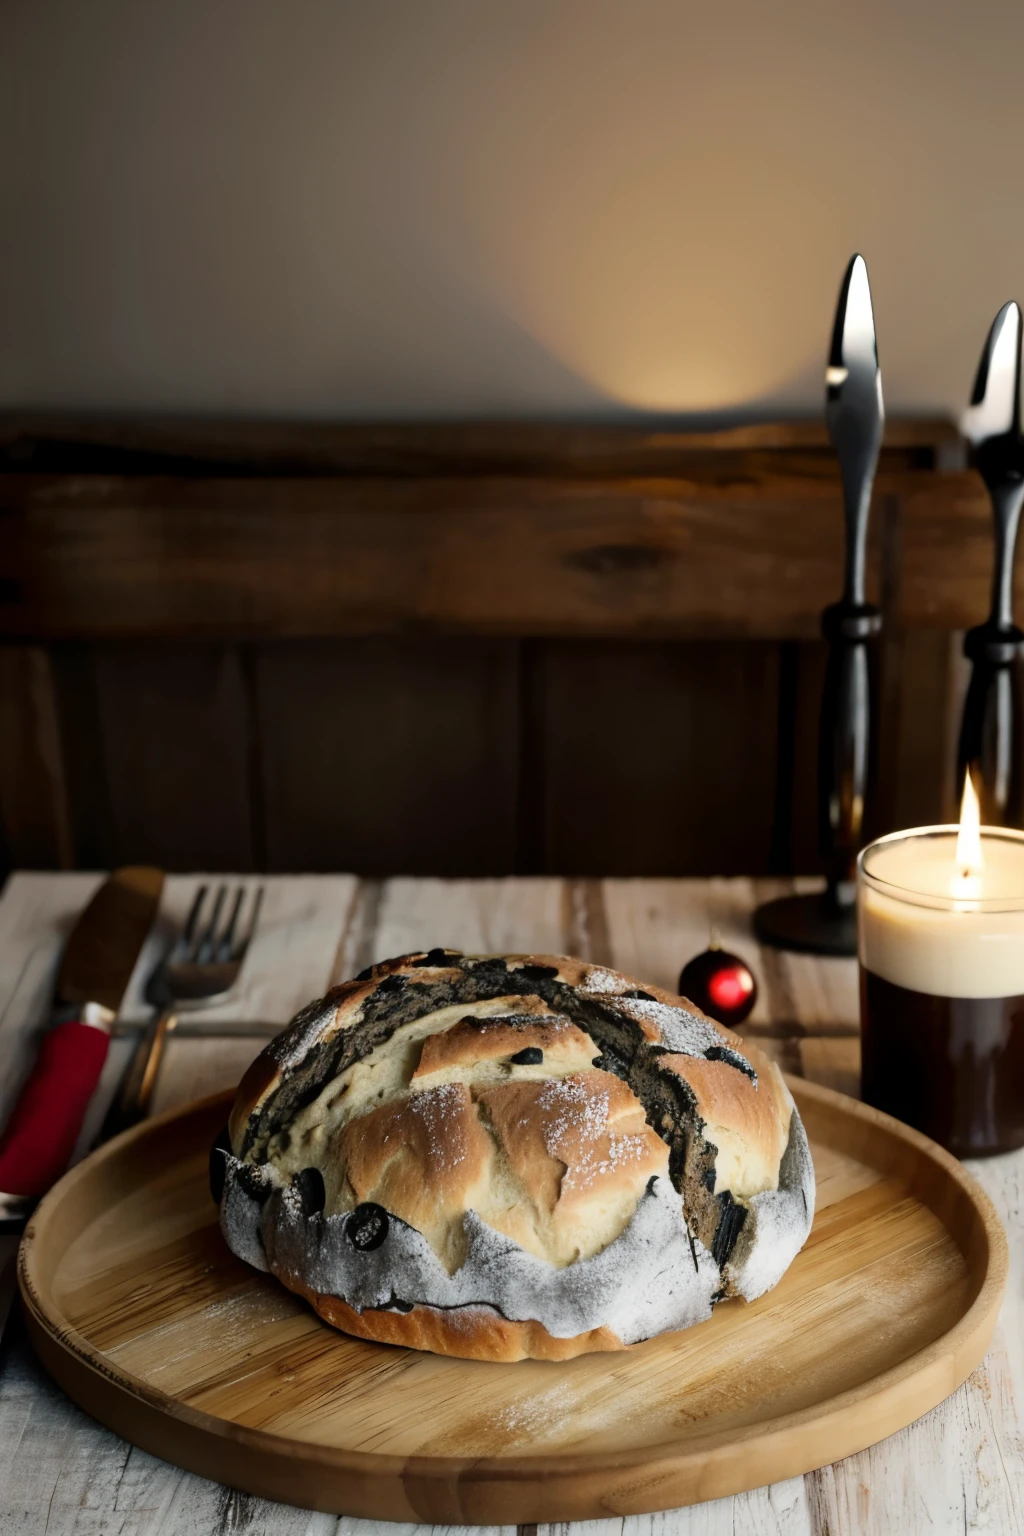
[0,414,961,477]
[0,465,1003,642]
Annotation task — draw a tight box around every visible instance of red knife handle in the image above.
[0,1020,110,1198]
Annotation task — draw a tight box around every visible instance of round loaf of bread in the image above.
[216,950,815,1362]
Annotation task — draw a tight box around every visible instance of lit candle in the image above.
[857,783,1024,1156]
[951,771,984,906]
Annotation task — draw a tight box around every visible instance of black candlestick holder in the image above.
[957,301,1024,827]
[755,255,884,957]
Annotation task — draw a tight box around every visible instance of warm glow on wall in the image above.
[3,3,1024,416]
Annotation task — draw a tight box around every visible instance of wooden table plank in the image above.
[602,877,772,1022]
[0,1322,343,1535]
[372,876,570,962]
[532,1478,814,1536]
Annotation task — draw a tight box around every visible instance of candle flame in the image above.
[952,770,984,901]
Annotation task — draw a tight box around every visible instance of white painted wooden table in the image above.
[1,871,1022,1536]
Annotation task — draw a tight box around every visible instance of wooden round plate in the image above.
[18,1079,1007,1523]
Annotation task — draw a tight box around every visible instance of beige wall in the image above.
[1,0,1019,421]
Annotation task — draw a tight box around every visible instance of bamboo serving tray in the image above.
[19,1079,1007,1524]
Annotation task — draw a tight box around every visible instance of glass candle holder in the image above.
[857,824,1024,1157]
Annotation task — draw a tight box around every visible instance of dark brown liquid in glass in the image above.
[860,968,1024,1156]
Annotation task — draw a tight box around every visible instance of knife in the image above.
[0,866,164,1343]
[957,299,1024,824]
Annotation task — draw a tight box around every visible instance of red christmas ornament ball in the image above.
[678,944,758,1027]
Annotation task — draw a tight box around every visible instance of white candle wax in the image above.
[858,826,1024,999]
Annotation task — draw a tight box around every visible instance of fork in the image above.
[101,882,264,1138]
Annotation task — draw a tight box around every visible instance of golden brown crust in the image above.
[337,1082,494,1266]
[476,1071,668,1219]
[734,1039,793,1130]
[664,1051,788,1159]
[412,1009,593,1080]
[288,1281,627,1361]
[660,1040,792,1202]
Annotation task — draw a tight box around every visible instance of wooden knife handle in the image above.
[0,1019,109,1198]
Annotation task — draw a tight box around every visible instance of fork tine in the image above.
[193,884,227,963]
[235,884,264,960]
[181,885,208,952]
[218,886,246,960]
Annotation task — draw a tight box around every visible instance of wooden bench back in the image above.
[0,417,996,878]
